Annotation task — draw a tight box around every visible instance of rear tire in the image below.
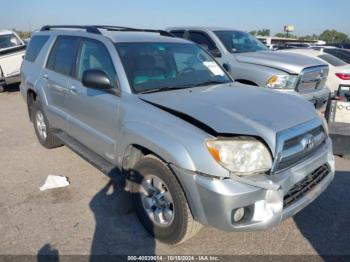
[131,155,201,245]
[31,100,62,149]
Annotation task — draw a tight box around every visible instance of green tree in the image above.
[319,29,349,43]
[257,29,270,37]
[13,30,32,39]
[275,32,297,38]
[250,30,257,36]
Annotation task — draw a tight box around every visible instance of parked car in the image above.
[312,46,350,64]
[167,27,330,109]
[281,48,350,100]
[328,43,350,50]
[21,25,334,244]
[0,30,26,92]
[284,42,312,48]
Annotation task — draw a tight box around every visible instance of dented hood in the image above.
[234,51,326,74]
[139,83,318,151]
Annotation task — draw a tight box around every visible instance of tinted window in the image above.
[47,37,79,76]
[115,42,231,94]
[25,35,49,62]
[189,32,217,51]
[214,30,267,53]
[170,31,185,38]
[325,49,350,64]
[318,54,347,67]
[76,39,116,82]
[0,34,22,49]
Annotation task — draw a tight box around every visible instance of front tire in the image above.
[131,155,201,245]
[31,100,62,149]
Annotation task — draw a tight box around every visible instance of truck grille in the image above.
[275,124,327,172]
[283,164,330,208]
[296,66,329,92]
[271,119,328,174]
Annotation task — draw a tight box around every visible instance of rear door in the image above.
[65,38,120,162]
[43,36,79,130]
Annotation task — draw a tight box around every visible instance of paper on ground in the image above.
[40,175,70,191]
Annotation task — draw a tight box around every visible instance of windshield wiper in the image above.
[191,80,230,87]
[138,85,191,94]
[138,81,230,94]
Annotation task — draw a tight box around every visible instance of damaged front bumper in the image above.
[171,138,334,231]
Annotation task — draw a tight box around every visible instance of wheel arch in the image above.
[27,88,38,121]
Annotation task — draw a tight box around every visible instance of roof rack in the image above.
[40,25,102,34]
[93,25,174,37]
[40,25,174,37]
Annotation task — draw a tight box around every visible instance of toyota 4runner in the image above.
[21,25,334,244]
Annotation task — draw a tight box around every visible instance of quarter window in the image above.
[46,36,79,76]
[25,35,49,62]
[170,31,185,38]
[76,39,116,83]
[189,32,217,51]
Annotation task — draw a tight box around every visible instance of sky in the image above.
[0,0,349,36]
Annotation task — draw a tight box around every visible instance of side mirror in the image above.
[82,69,112,90]
[210,48,222,58]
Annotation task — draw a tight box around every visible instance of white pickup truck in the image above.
[0,30,26,92]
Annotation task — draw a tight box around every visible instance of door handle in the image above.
[42,74,48,80]
[68,85,77,93]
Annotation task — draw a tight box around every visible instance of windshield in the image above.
[115,42,231,93]
[0,34,22,49]
[214,30,268,53]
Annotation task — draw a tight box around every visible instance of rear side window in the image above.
[170,31,185,38]
[25,35,49,62]
[47,36,79,76]
[325,49,350,64]
[189,31,217,51]
[318,53,347,67]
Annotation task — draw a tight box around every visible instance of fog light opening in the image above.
[233,207,245,223]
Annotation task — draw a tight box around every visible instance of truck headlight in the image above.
[206,137,272,175]
[318,111,329,134]
[267,74,297,89]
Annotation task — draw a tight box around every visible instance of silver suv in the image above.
[168,27,331,109]
[21,25,334,244]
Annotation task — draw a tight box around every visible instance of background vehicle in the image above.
[281,48,350,100]
[167,27,330,109]
[21,25,334,245]
[328,43,350,49]
[0,30,26,92]
[312,46,350,64]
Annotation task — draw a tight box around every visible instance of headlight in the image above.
[206,137,272,176]
[318,111,329,134]
[266,74,297,89]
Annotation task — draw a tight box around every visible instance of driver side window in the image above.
[76,39,116,84]
[188,31,217,51]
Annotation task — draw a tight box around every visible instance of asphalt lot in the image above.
[0,84,350,258]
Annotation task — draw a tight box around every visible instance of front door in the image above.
[65,38,120,163]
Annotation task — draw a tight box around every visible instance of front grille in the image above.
[283,164,330,208]
[297,66,329,92]
[276,125,326,172]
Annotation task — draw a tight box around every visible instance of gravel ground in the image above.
[0,85,349,259]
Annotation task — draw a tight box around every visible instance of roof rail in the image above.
[40,25,175,37]
[93,25,175,37]
[40,25,102,34]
